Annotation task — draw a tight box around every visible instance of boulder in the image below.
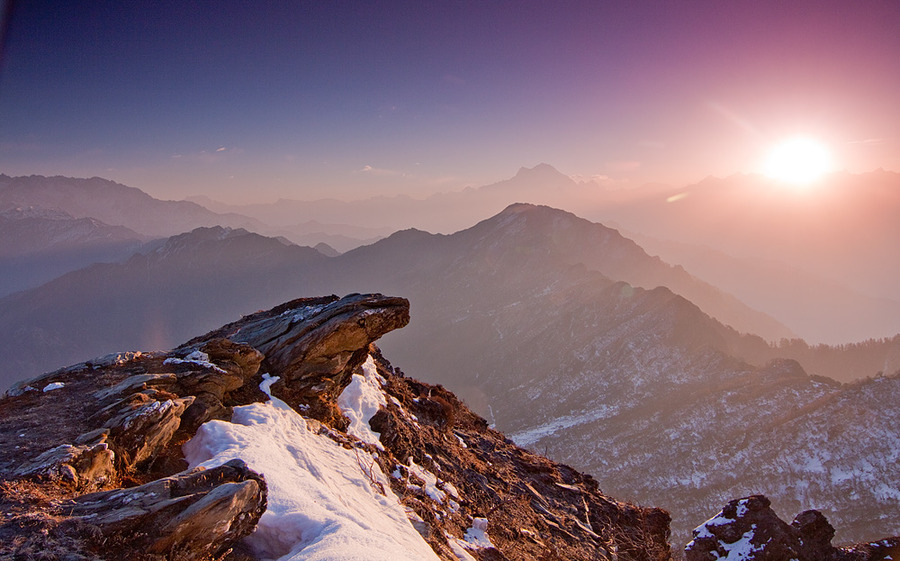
[70,458,266,560]
[686,495,897,561]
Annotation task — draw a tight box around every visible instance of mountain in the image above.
[0,294,672,560]
[0,174,263,238]
[628,232,900,345]
[182,163,594,235]
[2,203,898,549]
[0,204,792,387]
[594,170,900,309]
[0,226,327,382]
[0,206,146,296]
[2,294,894,560]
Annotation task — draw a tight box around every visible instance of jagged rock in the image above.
[793,509,841,561]
[685,495,799,560]
[167,340,264,431]
[14,441,115,489]
[180,293,411,425]
[70,458,266,560]
[105,396,195,470]
[686,495,899,561]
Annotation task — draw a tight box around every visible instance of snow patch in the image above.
[463,517,495,549]
[182,375,440,561]
[407,458,447,503]
[164,350,226,373]
[714,525,765,560]
[337,355,386,449]
[446,535,479,561]
[42,382,65,392]
[509,405,617,447]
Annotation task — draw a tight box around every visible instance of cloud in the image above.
[569,173,612,183]
[847,138,888,146]
[359,165,404,177]
[170,146,242,164]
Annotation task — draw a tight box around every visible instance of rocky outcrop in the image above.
[69,459,266,560]
[178,293,411,426]
[0,293,410,560]
[685,495,900,561]
[0,292,674,560]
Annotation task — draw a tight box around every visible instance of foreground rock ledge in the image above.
[1,293,672,560]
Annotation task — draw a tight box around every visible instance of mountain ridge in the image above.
[2,198,898,549]
[0,294,674,561]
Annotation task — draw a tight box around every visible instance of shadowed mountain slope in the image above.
[0,207,147,296]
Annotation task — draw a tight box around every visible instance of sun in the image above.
[762,136,833,186]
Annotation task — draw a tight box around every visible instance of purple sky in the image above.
[1,0,898,203]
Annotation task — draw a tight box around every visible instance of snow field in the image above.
[182,359,441,561]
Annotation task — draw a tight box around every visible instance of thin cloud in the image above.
[171,147,242,163]
[847,138,888,146]
[359,165,404,177]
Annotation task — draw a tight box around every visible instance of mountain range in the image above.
[3,191,900,547]
[3,170,900,549]
[133,165,900,345]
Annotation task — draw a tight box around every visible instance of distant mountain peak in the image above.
[513,162,565,178]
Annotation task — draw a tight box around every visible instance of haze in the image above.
[1,1,900,346]
[1,1,898,204]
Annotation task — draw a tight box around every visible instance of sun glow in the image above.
[763,136,833,186]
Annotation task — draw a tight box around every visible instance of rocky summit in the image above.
[0,293,671,561]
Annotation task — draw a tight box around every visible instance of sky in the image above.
[1,0,898,203]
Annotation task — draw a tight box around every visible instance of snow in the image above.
[406,458,447,503]
[509,405,617,447]
[686,500,773,561]
[42,382,65,392]
[182,366,440,561]
[445,518,495,560]
[687,507,738,546]
[164,350,226,373]
[711,525,766,561]
[337,355,386,449]
[446,536,479,561]
[463,517,495,549]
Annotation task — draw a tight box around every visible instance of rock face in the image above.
[0,293,672,560]
[685,495,900,561]
[178,293,411,426]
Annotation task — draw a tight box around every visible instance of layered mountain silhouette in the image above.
[629,232,900,345]
[0,207,146,296]
[0,203,794,386]
[593,170,900,343]
[3,175,900,549]
[0,174,263,238]
[10,168,899,346]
